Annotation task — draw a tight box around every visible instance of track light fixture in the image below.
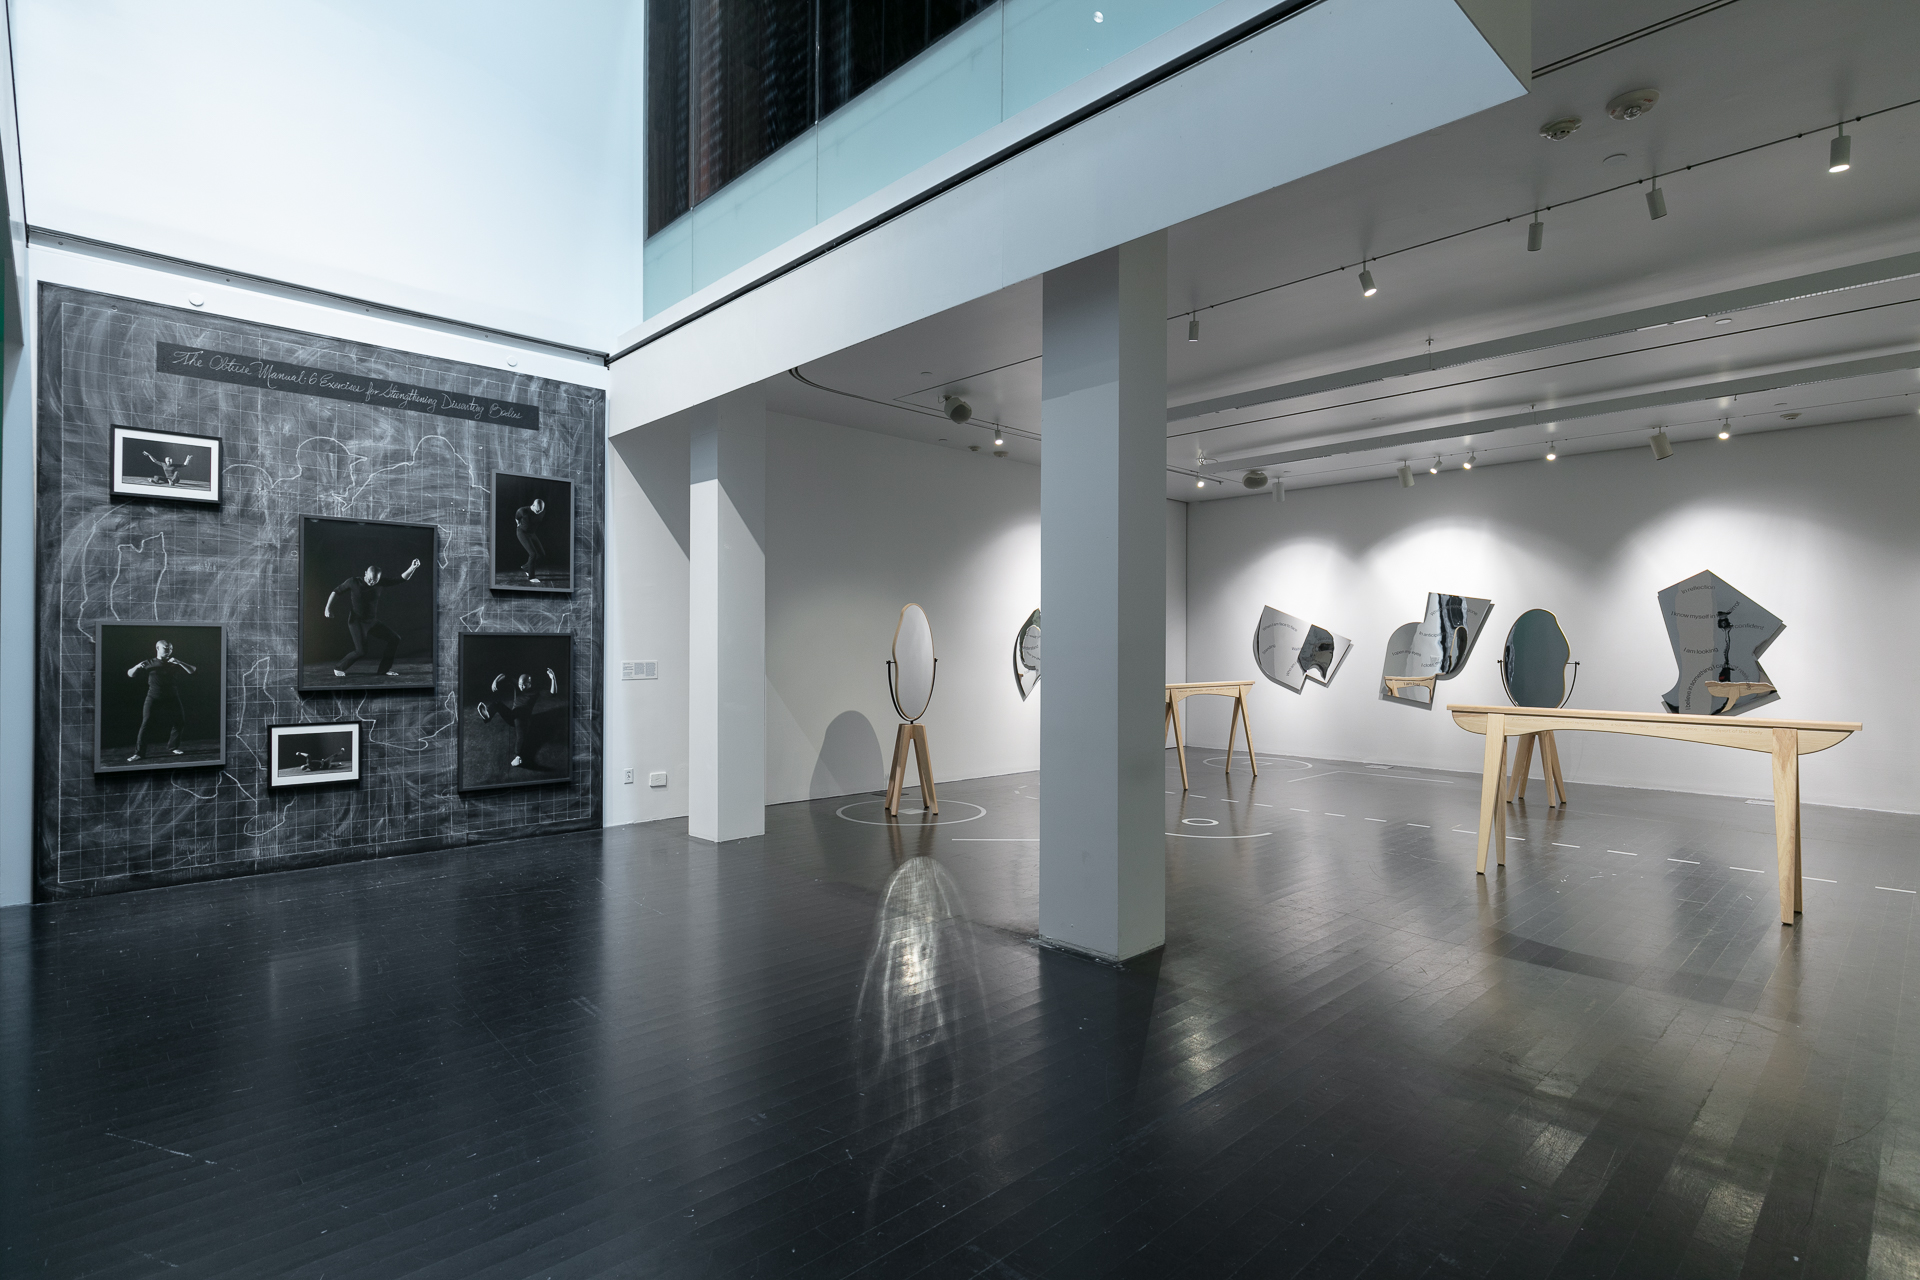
[993,430,1004,446]
[1829,125,1851,173]
[1545,450,1557,461]
[1187,314,1200,342]
[1646,175,1667,220]
[1429,458,1440,474]
[1527,214,1544,252]
[1397,462,1414,488]
[1196,477,1205,489]
[1718,419,1731,440]
[1359,264,1378,297]
[1462,453,1475,470]
[1649,428,1674,460]
[942,395,972,424]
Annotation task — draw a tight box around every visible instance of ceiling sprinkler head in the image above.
[1607,89,1660,122]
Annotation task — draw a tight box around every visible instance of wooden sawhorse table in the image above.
[1449,705,1860,925]
[1165,680,1258,792]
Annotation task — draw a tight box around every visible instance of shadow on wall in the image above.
[811,710,884,799]
[611,424,690,558]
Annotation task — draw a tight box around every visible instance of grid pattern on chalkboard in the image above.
[36,287,605,897]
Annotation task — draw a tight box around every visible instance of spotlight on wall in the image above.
[1397,462,1414,488]
[1528,215,1544,252]
[942,395,972,424]
[1718,419,1732,440]
[1429,458,1440,474]
[1646,176,1667,220]
[1242,469,1269,490]
[1187,315,1200,342]
[1196,477,1206,489]
[1545,450,1557,461]
[1462,453,1475,470]
[993,430,1005,446]
[1829,126,1852,173]
[1649,428,1674,460]
[1359,266,1378,297]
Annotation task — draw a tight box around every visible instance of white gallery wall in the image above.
[12,0,643,350]
[1183,417,1920,814]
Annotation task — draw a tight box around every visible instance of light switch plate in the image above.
[648,771,667,787]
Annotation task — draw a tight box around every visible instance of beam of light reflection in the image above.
[854,854,991,1219]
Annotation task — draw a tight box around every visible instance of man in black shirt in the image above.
[514,497,548,585]
[141,450,192,486]
[125,639,197,760]
[476,667,559,769]
[325,558,423,677]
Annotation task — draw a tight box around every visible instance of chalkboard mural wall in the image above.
[36,286,605,898]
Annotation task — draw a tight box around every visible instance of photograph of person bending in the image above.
[326,558,422,678]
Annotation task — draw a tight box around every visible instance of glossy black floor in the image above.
[6,747,1920,1279]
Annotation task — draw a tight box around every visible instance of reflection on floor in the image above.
[5,747,1919,1277]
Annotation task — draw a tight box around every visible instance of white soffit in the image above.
[610,0,1528,430]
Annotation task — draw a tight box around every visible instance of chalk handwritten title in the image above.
[156,342,539,430]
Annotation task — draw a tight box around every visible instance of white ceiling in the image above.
[771,0,1920,500]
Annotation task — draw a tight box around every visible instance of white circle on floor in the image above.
[1198,753,1313,770]
[1181,817,1220,827]
[835,800,988,826]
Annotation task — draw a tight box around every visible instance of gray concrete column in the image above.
[1038,233,1168,962]
[688,388,766,843]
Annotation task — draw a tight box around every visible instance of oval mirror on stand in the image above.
[1498,608,1578,809]
[885,605,938,816]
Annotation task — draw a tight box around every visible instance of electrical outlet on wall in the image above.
[623,769,634,784]
[648,771,667,787]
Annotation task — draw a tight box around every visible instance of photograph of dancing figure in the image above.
[110,425,221,503]
[457,632,572,792]
[94,622,225,773]
[490,473,572,593]
[299,516,437,691]
[267,721,363,788]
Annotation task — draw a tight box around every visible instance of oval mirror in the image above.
[890,604,937,722]
[1012,609,1041,701]
[1501,608,1573,708]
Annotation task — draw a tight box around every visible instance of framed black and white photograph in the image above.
[94,622,226,773]
[490,473,573,593]
[110,425,222,503]
[457,632,572,793]
[267,721,364,788]
[299,516,438,692]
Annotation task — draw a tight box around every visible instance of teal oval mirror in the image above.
[1501,609,1573,708]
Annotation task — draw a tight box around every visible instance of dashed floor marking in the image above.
[1253,803,1272,808]
[1807,876,1838,883]
[1552,843,1580,849]
[1877,886,1917,895]
[1407,823,1430,828]
[1506,836,1526,842]
[1729,866,1765,874]
[1324,813,1346,818]
[1364,817,1387,823]
[1291,808,1311,813]
[1609,850,1638,856]
[1669,858,1700,865]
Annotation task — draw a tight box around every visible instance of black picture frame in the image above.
[298,516,438,692]
[456,632,573,794]
[490,472,574,593]
[94,622,226,774]
[266,720,366,788]
[110,425,222,503]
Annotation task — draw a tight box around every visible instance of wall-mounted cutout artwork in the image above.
[94,622,226,773]
[299,517,438,692]
[1253,607,1351,692]
[1380,593,1494,707]
[1658,570,1783,715]
[110,425,221,504]
[1500,609,1577,709]
[267,721,364,789]
[491,472,573,593]
[457,632,574,793]
[1012,609,1041,700]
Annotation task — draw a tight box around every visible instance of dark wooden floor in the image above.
[5,748,1920,1279]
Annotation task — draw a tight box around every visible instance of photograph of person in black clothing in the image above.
[457,633,572,792]
[94,623,226,773]
[267,722,364,788]
[326,558,423,677]
[490,473,572,593]
[299,517,437,691]
[110,425,221,503]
